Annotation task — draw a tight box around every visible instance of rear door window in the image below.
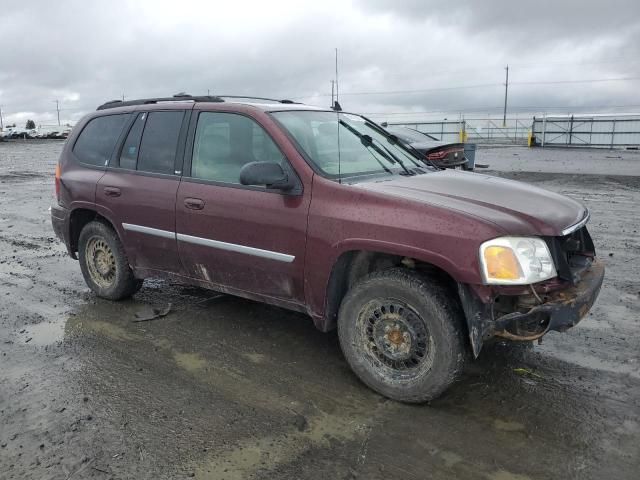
[137,111,185,175]
[73,114,130,166]
[118,112,146,170]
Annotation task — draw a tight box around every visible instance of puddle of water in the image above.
[540,345,640,379]
[493,419,526,432]
[65,317,137,342]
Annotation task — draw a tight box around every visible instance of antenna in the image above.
[330,80,335,109]
[334,48,342,183]
[334,48,339,108]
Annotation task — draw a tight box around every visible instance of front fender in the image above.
[304,237,481,330]
[332,238,464,281]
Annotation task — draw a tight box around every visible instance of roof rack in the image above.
[97,93,299,111]
[96,94,224,111]
[217,95,299,104]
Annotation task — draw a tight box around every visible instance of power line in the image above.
[509,57,640,68]
[511,76,640,85]
[293,76,640,100]
[363,104,640,116]
[291,83,500,99]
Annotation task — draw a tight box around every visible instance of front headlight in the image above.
[479,237,556,285]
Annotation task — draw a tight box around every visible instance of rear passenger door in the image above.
[96,109,189,276]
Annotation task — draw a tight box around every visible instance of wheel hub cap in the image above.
[86,237,116,288]
[362,301,430,371]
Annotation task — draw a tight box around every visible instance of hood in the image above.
[356,170,587,237]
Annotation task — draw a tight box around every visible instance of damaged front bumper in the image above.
[458,259,605,357]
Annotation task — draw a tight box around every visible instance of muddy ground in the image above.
[1,141,639,480]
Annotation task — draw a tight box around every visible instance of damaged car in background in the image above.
[382,123,477,170]
[51,94,604,402]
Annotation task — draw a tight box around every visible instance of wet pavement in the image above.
[1,140,639,479]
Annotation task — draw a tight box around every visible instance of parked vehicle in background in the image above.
[7,128,36,139]
[382,124,473,170]
[51,94,604,402]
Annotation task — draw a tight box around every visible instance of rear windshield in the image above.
[271,111,427,181]
[387,126,438,143]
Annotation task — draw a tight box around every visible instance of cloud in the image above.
[0,0,639,127]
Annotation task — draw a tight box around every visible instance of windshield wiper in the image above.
[376,139,416,176]
[338,120,395,175]
[361,116,440,170]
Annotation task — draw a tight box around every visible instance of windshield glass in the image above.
[271,111,427,180]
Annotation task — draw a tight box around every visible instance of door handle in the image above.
[103,186,121,197]
[184,198,205,210]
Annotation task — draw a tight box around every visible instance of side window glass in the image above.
[119,113,146,170]
[73,114,130,166]
[137,111,185,175]
[191,112,286,184]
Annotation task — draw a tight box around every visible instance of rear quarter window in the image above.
[73,114,130,166]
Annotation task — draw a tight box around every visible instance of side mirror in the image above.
[239,162,294,190]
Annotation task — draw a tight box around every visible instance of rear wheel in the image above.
[78,221,142,300]
[338,268,466,402]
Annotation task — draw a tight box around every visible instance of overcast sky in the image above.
[1,0,639,127]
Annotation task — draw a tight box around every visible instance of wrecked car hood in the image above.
[356,170,587,236]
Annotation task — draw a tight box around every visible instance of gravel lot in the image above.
[1,141,639,479]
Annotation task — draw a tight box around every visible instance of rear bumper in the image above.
[459,259,605,357]
[50,204,74,258]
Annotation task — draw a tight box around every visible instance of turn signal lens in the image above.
[483,246,522,280]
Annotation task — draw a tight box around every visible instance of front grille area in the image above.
[544,226,595,284]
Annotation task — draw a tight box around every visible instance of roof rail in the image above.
[96,93,224,111]
[217,95,299,104]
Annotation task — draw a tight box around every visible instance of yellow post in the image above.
[459,123,467,143]
[527,130,533,148]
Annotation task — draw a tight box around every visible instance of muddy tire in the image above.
[78,221,142,300]
[337,268,466,403]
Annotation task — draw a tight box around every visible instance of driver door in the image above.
[175,111,310,302]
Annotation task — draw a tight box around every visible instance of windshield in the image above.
[271,111,428,180]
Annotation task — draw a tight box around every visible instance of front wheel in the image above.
[338,268,466,403]
[78,221,142,300]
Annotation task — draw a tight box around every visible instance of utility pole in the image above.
[0,105,3,130]
[502,64,509,127]
[54,99,60,126]
[122,93,125,102]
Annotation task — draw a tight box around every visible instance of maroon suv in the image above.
[51,95,604,402]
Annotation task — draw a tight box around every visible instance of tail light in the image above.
[426,148,463,161]
[55,163,61,201]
